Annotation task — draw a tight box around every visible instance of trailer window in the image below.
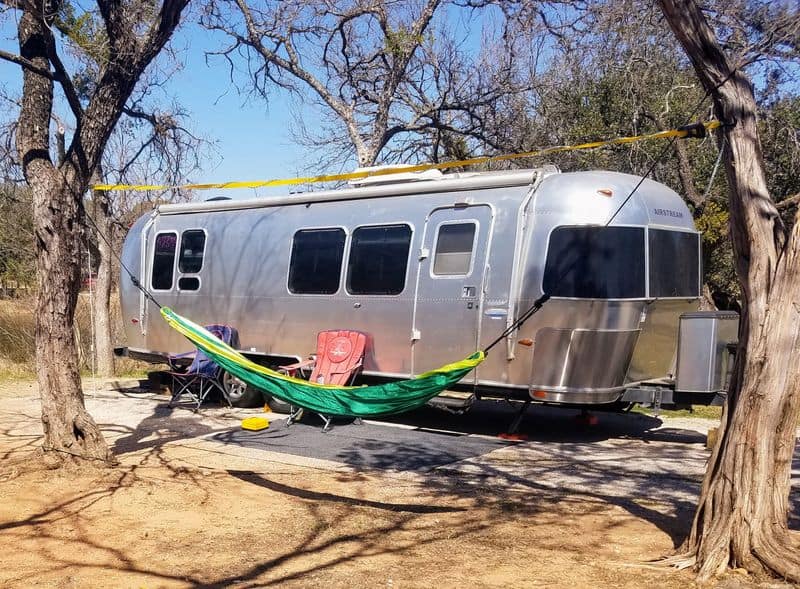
[433,222,476,276]
[151,232,177,290]
[178,277,200,291]
[347,224,412,295]
[288,228,346,294]
[178,230,206,274]
[543,226,645,299]
[648,229,700,297]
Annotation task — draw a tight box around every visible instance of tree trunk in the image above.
[673,137,703,207]
[33,173,112,463]
[12,0,187,465]
[91,172,116,378]
[659,0,800,581]
[16,5,112,464]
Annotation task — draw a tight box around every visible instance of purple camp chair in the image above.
[167,324,240,411]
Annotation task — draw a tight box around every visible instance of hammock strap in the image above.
[482,294,550,354]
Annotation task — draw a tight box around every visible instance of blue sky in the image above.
[164,24,308,199]
[0,4,491,200]
[0,15,315,200]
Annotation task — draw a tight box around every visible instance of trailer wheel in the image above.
[222,372,264,407]
[265,395,292,414]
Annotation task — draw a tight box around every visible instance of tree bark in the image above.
[673,137,703,207]
[16,8,112,463]
[90,168,116,378]
[34,174,113,462]
[659,0,800,581]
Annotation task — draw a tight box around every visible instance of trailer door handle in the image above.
[353,302,361,308]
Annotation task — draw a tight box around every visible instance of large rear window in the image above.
[543,226,646,299]
[648,229,700,297]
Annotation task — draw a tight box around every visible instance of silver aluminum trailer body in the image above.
[119,167,702,405]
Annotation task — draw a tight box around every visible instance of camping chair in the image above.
[167,324,240,411]
[279,330,367,431]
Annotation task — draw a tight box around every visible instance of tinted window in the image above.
[288,228,346,294]
[433,223,476,276]
[178,276,200,291]
[151,232,177,290]
[179,230,206,273]
[649,229,700,297]
[347,224,412,295]
[543,226,645,298]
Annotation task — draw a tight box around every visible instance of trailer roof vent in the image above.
[348,165,444,187]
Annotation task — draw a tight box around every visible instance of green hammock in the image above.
[161,307,485,417]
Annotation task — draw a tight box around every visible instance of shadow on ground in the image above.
[92,388,800,548]
[214,417,508,471]
[2,388,797,588]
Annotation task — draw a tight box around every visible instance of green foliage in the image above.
[51,4,111,103]
[760,95,800,221]
[694,200,729,255]
[385,27,426,58]
[632,403,723,420]
[695,200,738,298]
[54,4,110,66]
[510,55,699,185]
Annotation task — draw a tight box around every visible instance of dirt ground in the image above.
[0,378,794,589]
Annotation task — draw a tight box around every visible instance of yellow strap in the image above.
[94,121,721,192]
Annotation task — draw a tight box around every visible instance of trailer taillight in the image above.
[597,189,613,197]
[131,318,139,324]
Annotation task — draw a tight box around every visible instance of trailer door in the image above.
[138,216,156,336]
[412,204,493,375]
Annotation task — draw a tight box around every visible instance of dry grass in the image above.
[0,298,35,364]
[0,358,34,382]
[0,296,98,367]
[114,358,152,378]
[632,405,724,420]
[0,294,126,377]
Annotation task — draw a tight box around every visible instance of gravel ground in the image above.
[2,384,796,521]
[0,382,797,588]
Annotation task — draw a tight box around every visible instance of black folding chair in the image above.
[167,324,240,411]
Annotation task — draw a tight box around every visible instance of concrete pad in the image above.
[214,417,508,472]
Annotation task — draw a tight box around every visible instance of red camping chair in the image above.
[279,330,367,431]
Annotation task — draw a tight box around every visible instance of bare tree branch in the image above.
[203,0,543,167]
[776,192,800,210]
[0,48,54,79]
[45,36,84,122]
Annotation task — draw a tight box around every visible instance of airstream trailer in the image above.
[118,167,735,410]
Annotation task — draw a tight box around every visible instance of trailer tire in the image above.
[265,396,293,414]
[222,372,264,408]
